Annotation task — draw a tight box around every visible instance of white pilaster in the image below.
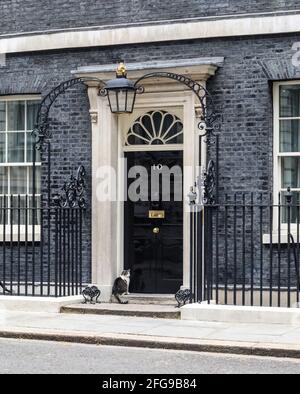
[87,86,118,301]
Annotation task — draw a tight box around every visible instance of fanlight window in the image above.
[126,110,183,146]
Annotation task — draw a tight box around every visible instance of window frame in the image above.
[273,81,300,233]
[0,95,41,238]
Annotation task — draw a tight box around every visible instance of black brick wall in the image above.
[1,0,300,35]
[1,29,300,291]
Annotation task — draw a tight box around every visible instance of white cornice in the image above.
[73,58,224,91]
[73,57,224,82]
[1,13,300,54]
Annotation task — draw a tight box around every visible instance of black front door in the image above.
[124,151,183,294]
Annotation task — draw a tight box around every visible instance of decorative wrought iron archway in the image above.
[33,73,220,207]
[30,71,221,302]
[32,77,102,207]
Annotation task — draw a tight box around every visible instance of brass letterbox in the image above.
[149,210,165,219]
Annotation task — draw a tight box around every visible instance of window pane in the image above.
[7,101,25,131]
[281,192,300,223]
[0,196,8,224]
[0,102,5,131]
[27,100,40,130]
[12,196,26,225]
[0,133,5,162]
[7,133,25,163]
[0,167,8,194]
[26,132,40,162]
[280,85,300,118]
[10,167,27,194]
[29,166,41,194]
[280,120,300,152]
[281,157,300,188]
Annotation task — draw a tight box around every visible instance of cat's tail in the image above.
[114,294,129,305]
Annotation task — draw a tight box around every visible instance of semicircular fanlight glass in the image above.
[126,110,183,146]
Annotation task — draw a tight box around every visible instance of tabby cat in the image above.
[111,270,130,304]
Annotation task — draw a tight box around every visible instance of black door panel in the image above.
[124,151,183,294]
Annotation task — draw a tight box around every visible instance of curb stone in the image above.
[0,329,299,359]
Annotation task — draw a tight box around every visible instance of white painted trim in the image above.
[273,82,280,217]
[272,81,300,234]
[273,81,300,201]
[123,145,184,153]
[2,14,300,54]
[74,58,224,76]
[0,95,41,101]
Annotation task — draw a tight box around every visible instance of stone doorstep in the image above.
[61,303,181,319]
[61,293,179,319]
[182,304,300,325]
[123,294,177,306]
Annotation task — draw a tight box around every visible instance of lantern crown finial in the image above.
[116,61,127,78]
[101,61,137,114]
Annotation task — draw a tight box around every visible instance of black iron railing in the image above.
[0,195,84,297]
[190,193,300,308]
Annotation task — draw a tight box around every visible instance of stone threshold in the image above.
[123,294,177,305]
[61,303,180,320]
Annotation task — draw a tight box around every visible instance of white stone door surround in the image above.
[74,58,222,301]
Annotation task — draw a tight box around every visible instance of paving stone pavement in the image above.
[0,310,299,347]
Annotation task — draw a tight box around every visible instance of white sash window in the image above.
[0,96,41,226]
[274,82,300,226]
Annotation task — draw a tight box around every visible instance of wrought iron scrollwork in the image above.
[53,165,87,208]
[203,160,216,205]
[203,160,217,205]
[175,289,192,308]
[33,77,102,150]
[133,71,220,207]
[134,72,219,131]
[82,286,101,304]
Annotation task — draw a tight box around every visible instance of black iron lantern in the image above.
[102,62,137,114]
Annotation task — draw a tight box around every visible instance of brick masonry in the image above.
[1,1,300,35]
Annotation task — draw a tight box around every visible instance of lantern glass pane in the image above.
[108,89,136,113]
[126,90,136,113]
[108,91,118,113]
[117,90,127,112]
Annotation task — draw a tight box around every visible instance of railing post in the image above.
[188,186,197,303]
[286,187,292,308]
[189,205,194,303]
